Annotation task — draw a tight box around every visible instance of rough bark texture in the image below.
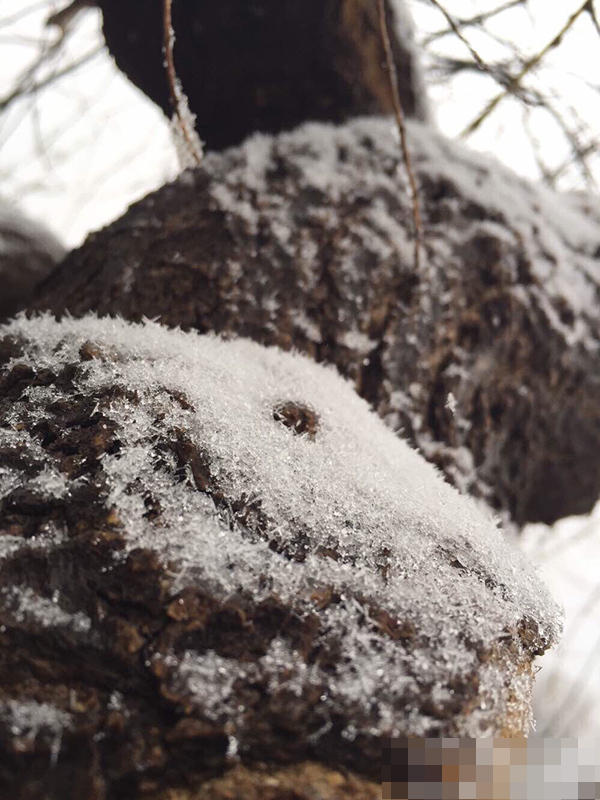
[0,315,558,799]
[95,0,427,150]
[0,200,65,321]
[145,762,381,799]
[32,118,600,527]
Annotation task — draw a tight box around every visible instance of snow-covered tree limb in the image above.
[0,314,560,797]
[31,117,600,527]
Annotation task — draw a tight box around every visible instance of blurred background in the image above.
[1,0,599,737]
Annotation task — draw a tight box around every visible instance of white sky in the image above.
[1,0,599,738]
[0,1,179,246]
[412,0,600,186]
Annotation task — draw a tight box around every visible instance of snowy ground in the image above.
[523,509,600,738]
[0,0,599,738]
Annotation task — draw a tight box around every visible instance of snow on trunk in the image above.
[0,313,560,795]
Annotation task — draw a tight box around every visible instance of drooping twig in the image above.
[162,0,203,166]
[376,0,423,271]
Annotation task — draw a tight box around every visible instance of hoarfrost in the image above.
[199,116,599,350]
[0,314,562,735]
[0,699,71,764]
[167,649,241,722]
[2,585,91,634]
[445,392,457,415]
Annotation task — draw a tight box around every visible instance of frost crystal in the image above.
[0,314,562,737]
[2,585,91,634]
[0,699,71,764]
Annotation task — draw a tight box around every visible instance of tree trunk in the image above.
[93,0,427,151]
[32,117,600,527]
[0,314,559,799]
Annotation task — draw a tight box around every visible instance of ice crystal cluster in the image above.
[0,314,561,741]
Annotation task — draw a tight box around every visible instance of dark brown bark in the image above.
[94,0,426,150]
[31,117,600,527]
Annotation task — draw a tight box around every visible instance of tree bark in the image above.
[32,117,600,527]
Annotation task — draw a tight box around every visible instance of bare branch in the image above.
[0,0,50,29]
[424,0,490,74]
[162,0,203,166]
[0,45,103,113]
[424,0,525,44]
[46,0,94,33]
[461,0,591,137]
[376,0,423,271]
[584,0,600,37]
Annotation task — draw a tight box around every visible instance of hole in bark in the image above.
[458,321,480,348]
[557,301,575,327]
[490,402,504,425]
[273,401,319,440]
[516,254,534,284]
[427,176,458,202]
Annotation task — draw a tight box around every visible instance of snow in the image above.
[445,392,457,415]
[1,699,71,739]
[168,84,204,169]
[0,314,561,738]
[403,120,600,338]
[340,328,377,353]
[0,699,71,764]
[523,509,600,738]
[198,116,598,355]
[1,585,91,635]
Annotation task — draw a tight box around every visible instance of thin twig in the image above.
[376,0,423,271]
[0,0,50,29]
[461,0,591,137]
[0,45,103,113]
[162,0,203,166]
[427,54,526,97]
[520,84,597,186]
[46,0,94,33]
[425,0,489,73]
[424,0,524,44]
[585,0,600,37]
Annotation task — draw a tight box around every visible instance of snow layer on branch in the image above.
[200,116,599,347]
[0,314,561,739]
[1,585,91,634]
[0,699,71,764]
[33,115,600,529]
